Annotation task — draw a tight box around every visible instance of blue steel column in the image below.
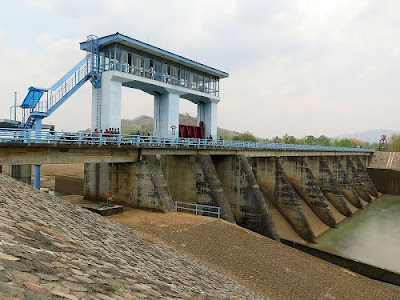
[34,164,41,190]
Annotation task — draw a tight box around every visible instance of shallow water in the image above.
[313,195,400,273]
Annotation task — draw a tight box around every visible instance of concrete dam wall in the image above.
[84,153,377,243]
[368,152,400,194]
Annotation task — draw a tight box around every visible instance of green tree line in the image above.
[228,132,378,149]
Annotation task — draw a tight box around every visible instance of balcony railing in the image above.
[100,62,219,96]
[0,128,374,153]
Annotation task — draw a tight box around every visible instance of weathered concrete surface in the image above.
[196,155,236,223]
[143,155,175,213]
[160,155,216,206]
[0,174,261,299]
[212,155,280,240]
[84,159,174,212]
[367,168,400,194]
[282,157,337,227]
[0,144,140,165]
[344,157,372,203]
[308,157,353,217]
[328,156,363,208]
[352,156,379,197]
[1,164,32,185]
[368,152,400,194]
[0,143,373,166]
[252,157,315,242]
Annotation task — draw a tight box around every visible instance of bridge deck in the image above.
[0,129,373,165]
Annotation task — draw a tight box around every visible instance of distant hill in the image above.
[336,129,400,143]
[121,114,242,138]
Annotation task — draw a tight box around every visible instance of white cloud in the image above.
[0,29,5,42]
[1,0,400,137]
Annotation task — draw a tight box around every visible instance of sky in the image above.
[0,0,399,138]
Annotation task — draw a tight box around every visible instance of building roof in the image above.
[80,33,229,79]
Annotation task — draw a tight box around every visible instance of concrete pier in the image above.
[33,164,41,190]
[2,165,32,185]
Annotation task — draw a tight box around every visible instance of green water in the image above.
[313,195,400,273]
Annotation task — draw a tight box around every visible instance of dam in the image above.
[0,134,377,244]
[1,33,398,298]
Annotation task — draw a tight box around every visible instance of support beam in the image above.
[34,164,41,190]
[195,155,236,223]
[154,92,180,138]
[197,102,218,139]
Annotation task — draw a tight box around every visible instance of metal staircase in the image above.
[21,35,101,129]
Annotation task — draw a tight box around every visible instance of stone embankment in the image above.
[0,174,262,300]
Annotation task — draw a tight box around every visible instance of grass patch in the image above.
[109,282,124,296]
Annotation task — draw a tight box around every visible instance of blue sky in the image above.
[0,0,399,138]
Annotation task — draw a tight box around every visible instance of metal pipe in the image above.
[14,92,17,121]
[34,164,41,190]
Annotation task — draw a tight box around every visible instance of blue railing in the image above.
[174,201,221,219]
[0,128,374,153]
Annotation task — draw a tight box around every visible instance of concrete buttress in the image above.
[327,157,363,208]
[308,157,353,217]
[344,157,372,203]
[212,155,280,241]
[143,155,175,213]
[282,157,337,228]
[195,155,236,223]
[352,156,379,197]
[253,157,316,242]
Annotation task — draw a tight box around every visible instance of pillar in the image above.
[154,92,180,138]
[197,101,217,139]
[34,164,41,190]
[91,72,122,131]
[3,165,32,185]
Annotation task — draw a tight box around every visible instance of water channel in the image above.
[312,194,400,273]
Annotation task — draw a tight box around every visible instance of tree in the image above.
[232,132,258,142]
[388,134,400,151]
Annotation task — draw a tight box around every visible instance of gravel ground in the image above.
[110,208,400,300]
[0,174,263,299]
